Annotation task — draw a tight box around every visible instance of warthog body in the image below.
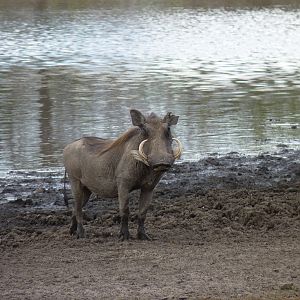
[63,109,182,240]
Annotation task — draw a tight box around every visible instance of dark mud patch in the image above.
[0,150,299,299]
[0,149,299,244]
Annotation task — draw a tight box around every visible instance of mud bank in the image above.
[0,150,299,300]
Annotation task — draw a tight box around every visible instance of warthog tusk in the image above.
[138,139,148,161]
[172,138,183,159]
[131,138,182,165]
[131,139,150,166]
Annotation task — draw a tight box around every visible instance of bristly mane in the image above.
[83,114,162,156]
[82,137,109,155]
[99,127,141,155]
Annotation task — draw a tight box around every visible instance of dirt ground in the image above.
[0,149,300,300]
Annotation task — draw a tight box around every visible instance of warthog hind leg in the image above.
[69,177,91,239]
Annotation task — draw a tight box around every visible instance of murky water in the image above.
[1,0,300,173]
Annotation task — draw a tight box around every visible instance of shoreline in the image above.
[1,148,299,205]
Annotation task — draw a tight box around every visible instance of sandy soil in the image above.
[0,149,299,300]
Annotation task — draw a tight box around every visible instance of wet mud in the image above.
[0,149,300,299]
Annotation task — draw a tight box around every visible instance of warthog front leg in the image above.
[69,215,77,235]
[137,189,153,240]
[117,183,130,241]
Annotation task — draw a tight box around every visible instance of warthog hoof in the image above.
[76,224,85,239]
[119,229,130,241]
[69,225,77,236]
[137,219,152,240]
[137,230,152,241]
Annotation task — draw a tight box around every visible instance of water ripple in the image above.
[0,4,300,170]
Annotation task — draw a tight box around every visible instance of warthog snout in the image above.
[134,137,182,169]
[148,152,174,171]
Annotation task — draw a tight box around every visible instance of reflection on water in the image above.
[0,0,299,172]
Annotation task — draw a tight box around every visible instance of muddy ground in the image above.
[0,149,299,300]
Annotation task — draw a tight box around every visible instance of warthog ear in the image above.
[163,112,179,126]
[130,109,146,127]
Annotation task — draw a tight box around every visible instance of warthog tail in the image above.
[63,169,69,208]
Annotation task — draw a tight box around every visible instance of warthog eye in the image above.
[140,125,149,137]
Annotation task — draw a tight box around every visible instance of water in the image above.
[1,0,300,173]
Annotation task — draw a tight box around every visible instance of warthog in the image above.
[63,109,182,240]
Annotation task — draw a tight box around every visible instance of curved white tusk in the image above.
[172,138,183,160]
[138,139,148,162]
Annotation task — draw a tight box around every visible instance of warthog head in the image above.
[130,109,182,172]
